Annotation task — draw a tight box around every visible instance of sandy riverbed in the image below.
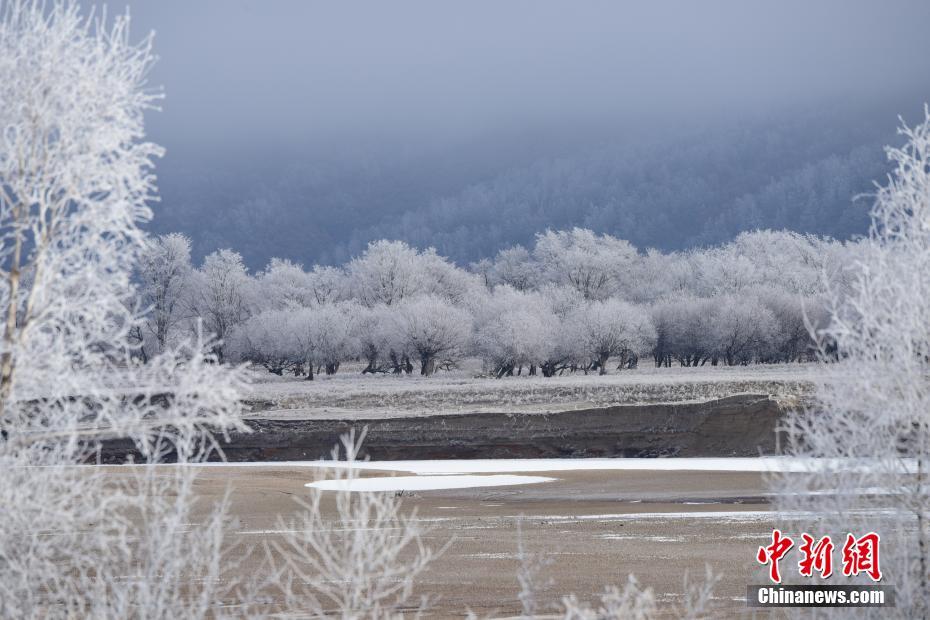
[164,461,795,617]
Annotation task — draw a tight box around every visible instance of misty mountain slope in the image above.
[150,141,538,268]
[148,106,897,269]
[345,117,892,262]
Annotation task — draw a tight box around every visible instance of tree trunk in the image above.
[496,363,514,379]
[420,353,435,376]
[362,352,378,374]
[0,215,24,420]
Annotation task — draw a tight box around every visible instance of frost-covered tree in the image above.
[308,302,358,375]
[178,226,863,377]
[691,247,758,296]
[353,303,395,374]
[253,260,347,314]
[533,228,639,300]
[577,299,656,374]
[190,249,253,362]
[288,308,321,379]
[137,233,193,356]
[418,247,484,305]
[533,285,587,376]
[472,286,555,377]
[469,256,494,288]
[347,240,423,307]
[234,303,359,378]
[539,283,586,321]
[230,309,296,375]
[306,264,347,306]
[347,240,477,308]
[772,108,930,617]
[486,245,541,291]
[708,294,777,366]
[756,289,826,363]
[629,248,694,304]
[392,295,471,375]
[255,258,317,311]
[729,230,831,295]
[0,2,248,615]
[650,297,718,367]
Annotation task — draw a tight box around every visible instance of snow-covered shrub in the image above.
[0,2,249,614]
[262,431,440,617]
[562,576,657,620]
[771,107,930,618]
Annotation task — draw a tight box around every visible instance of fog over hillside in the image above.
[130,1,930,267]
[149,100,911,267]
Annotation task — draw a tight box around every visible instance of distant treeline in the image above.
[135,228,858,378]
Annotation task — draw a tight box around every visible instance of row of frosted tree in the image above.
[136,227,858,377]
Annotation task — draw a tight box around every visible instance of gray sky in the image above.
[129,0,930,153]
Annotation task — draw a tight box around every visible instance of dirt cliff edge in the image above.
[100,393,788,462]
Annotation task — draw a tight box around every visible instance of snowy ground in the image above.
[243,359,814,418]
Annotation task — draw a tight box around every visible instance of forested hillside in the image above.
[149,101,905,268]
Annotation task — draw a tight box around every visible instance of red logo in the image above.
[756,529,794,584]
[798,533,834,579]
[757,531,882,583]
[842,532,882,582]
